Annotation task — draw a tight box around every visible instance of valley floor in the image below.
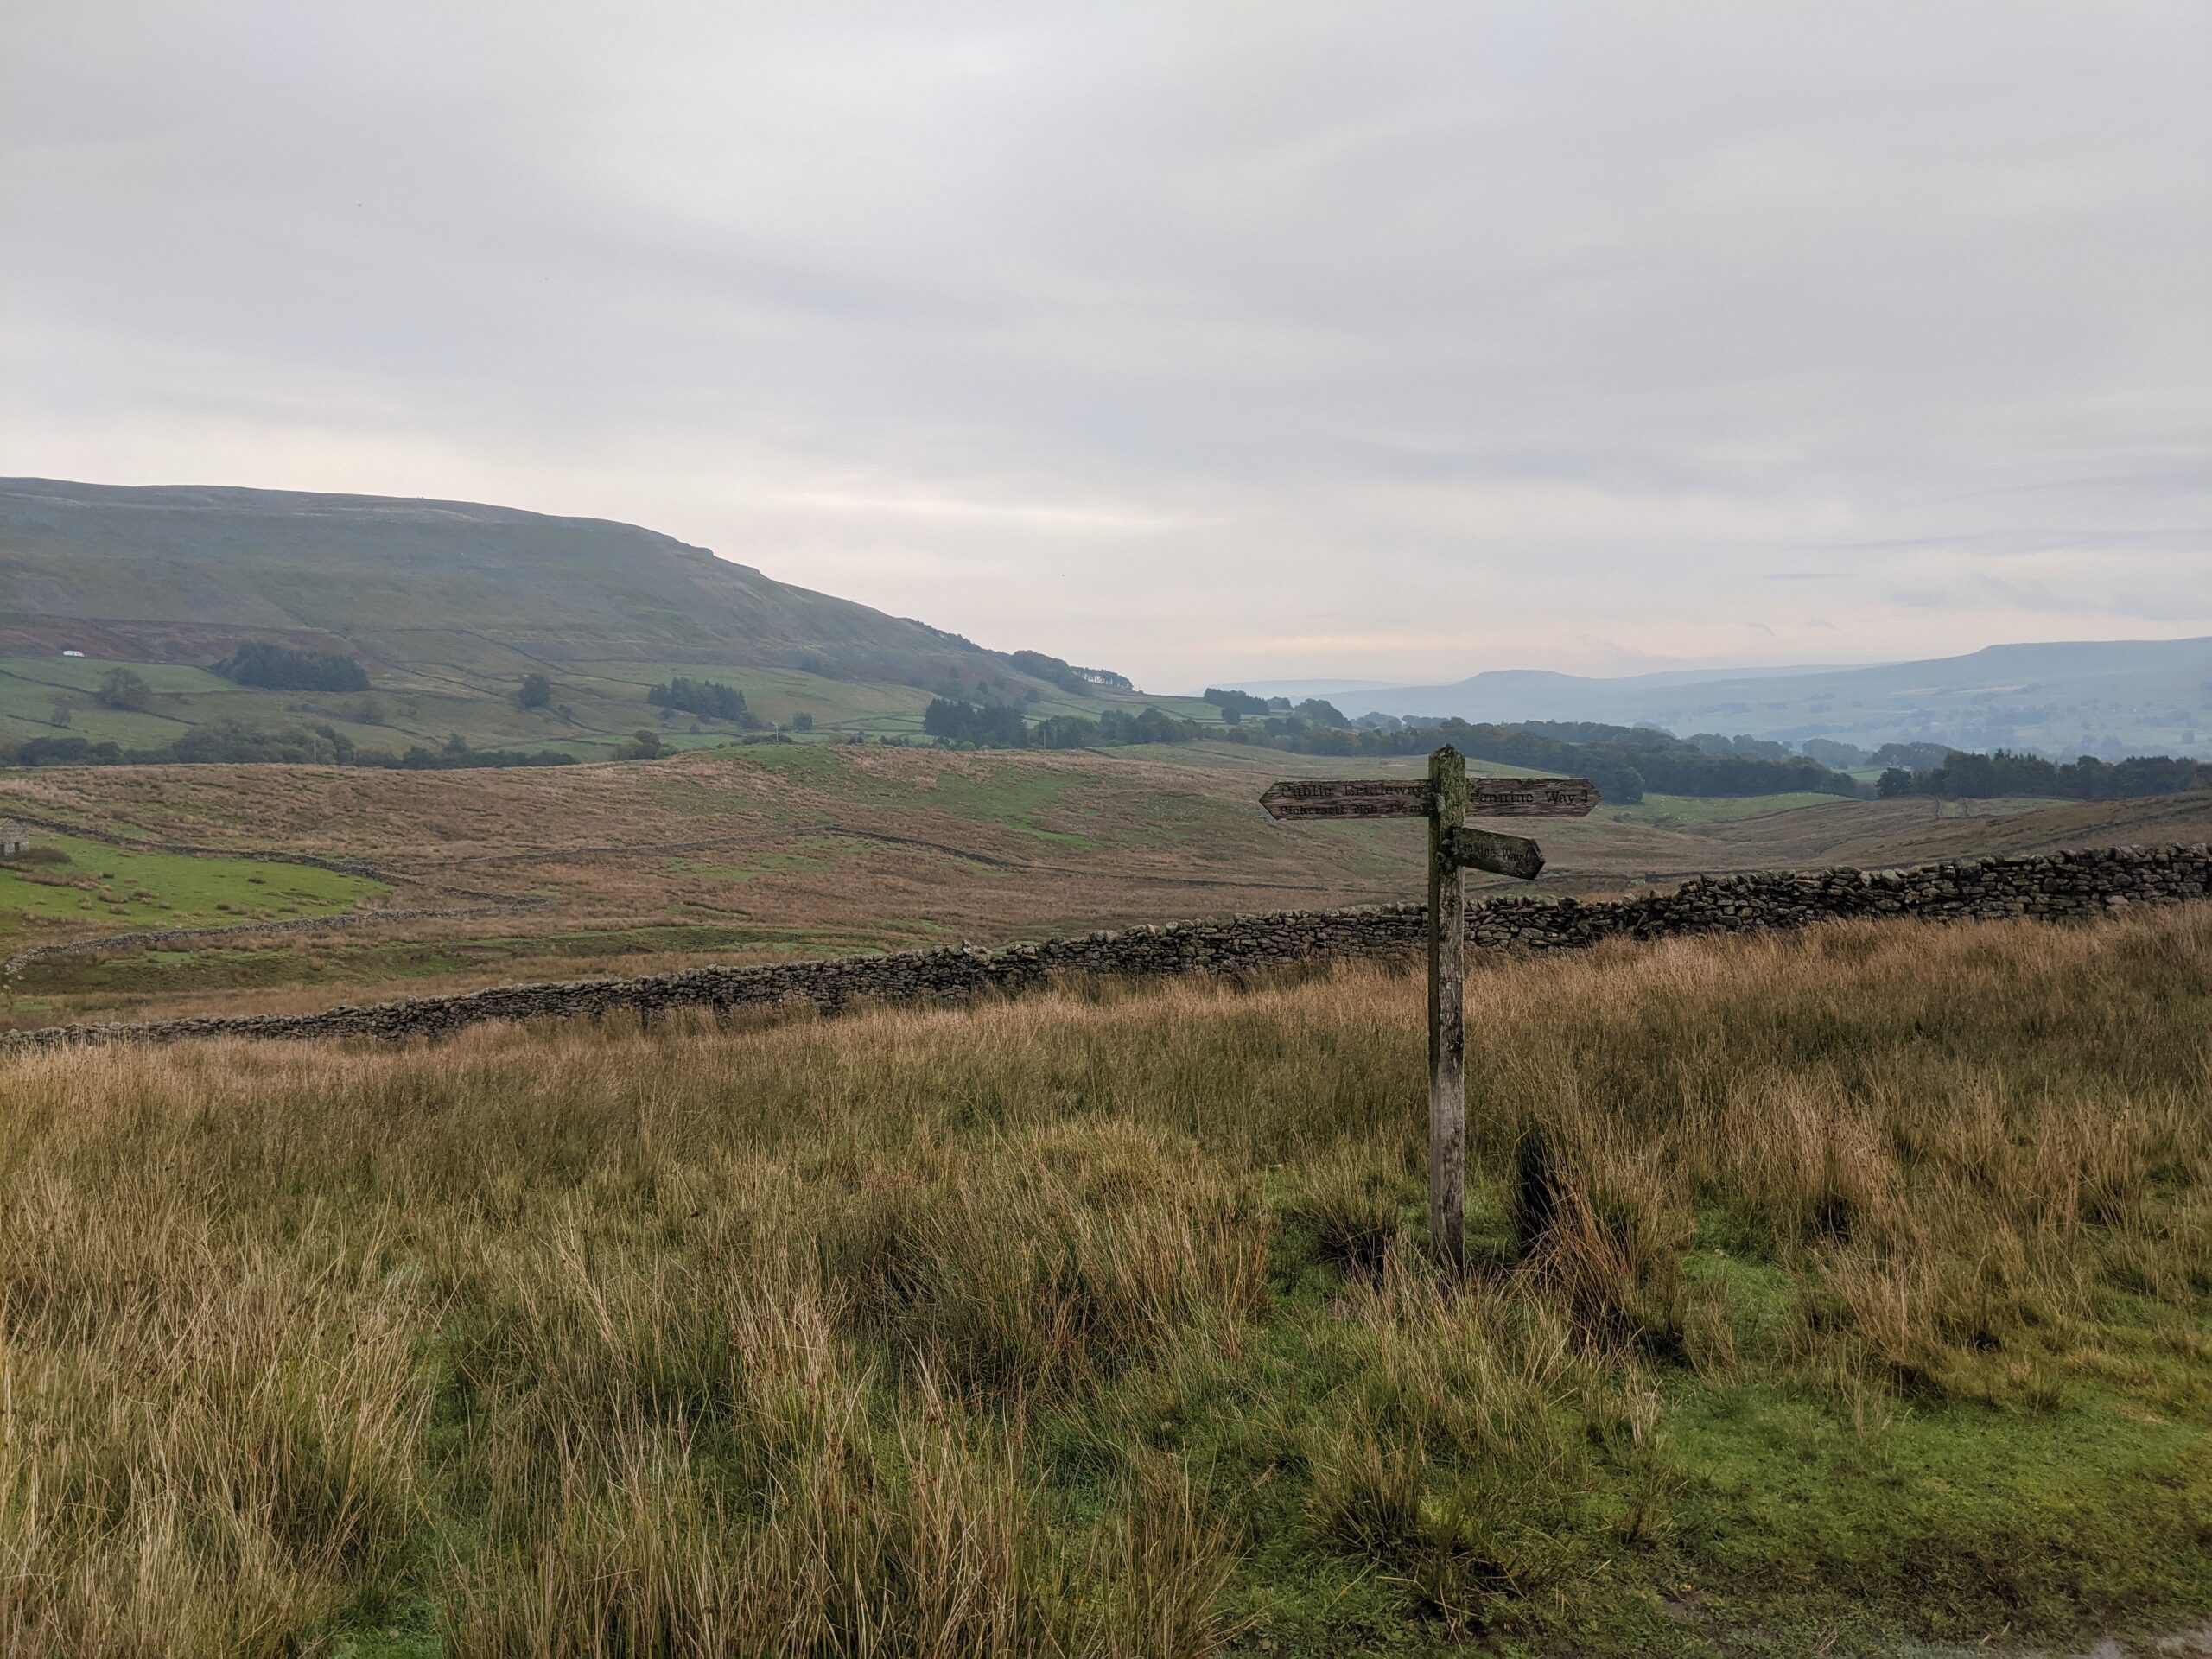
[5,745,2209,1030]
[3,906,2209,1655]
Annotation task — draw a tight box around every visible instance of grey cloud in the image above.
[3,1,2207,686]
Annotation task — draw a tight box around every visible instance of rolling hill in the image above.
[0,477,1045,687]
[1236,638,2212,759]
[0,478,1125,757]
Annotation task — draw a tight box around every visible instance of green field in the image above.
[1603,791,1852,829]
[0,833,385,944]
[0,652,885,760]
[0,647,1243,766]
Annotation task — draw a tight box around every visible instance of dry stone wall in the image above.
[4,843,2205,1057]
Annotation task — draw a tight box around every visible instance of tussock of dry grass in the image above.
[3,906,2209,1654]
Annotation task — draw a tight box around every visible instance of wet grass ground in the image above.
[3,906,2207,1654]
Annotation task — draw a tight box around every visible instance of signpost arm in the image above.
[1426,745,1468,1274]
[1258,755,1593,1276]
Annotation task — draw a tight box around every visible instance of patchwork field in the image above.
[3,905,2208,1655]
[5,746,2210,1029]
[0,645,1217,763]
[0,830,382,940]
[1,649,1016,760]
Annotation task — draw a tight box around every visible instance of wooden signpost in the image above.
[1261,747,1599,1272]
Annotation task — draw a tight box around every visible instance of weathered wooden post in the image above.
[1426,745,1469,1273]
[1260,749,1597,1271]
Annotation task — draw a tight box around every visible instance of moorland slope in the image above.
[6,744,2210,1028]
[0,477,1040,688]
[1,479,1147,761]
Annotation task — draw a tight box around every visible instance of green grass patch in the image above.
[712,745,1106,846]
[0,833,384,944]
[1605,791,1855,828]
[906,760,1103,845]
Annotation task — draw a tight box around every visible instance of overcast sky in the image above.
[3,3,2208,690]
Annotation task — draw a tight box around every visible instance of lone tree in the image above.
[517,672,553,711]
[97,668,152,711]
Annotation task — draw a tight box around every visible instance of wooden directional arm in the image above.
[1260,779,1429,818]
[1464,777,1599,818]
[1443,824,1545,880]
[1260,775,1598,822]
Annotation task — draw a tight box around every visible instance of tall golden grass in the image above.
[3,905,2208,1653]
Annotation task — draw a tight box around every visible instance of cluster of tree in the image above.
[918,689,2200,810]
[1686,731,1796,760]
[6,735,123,766]
[96,668,154,711]
[1202,687,1270,719]
[1211,694,1344,734]
[907,700,1873,802]
[1246,719,1859,804]
[1197,696,1346,733]
[1869,741,1952,772]
[1202,720,1649,803]
[922,697,1032,746]
[1878,748,2206,801]
[1493,721,1673,753]
[1633,747,1859,800]
[1789,737,1957,772]
[1002,650,1133,696]
[3,722,575,771]
[1047,707,1193,747]
[1005,651,1091,696]
[922,699,1199,750]
[647,677,757,724]
[212,641,372,691]
[1796,737,1956,772]
[1798,738,1866,769]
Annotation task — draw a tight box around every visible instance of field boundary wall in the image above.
[4,842,2205,1055]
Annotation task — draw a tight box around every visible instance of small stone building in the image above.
[0,821,29,857]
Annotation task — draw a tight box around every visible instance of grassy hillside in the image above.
[0,478,1039,682]
[0,478,1158,756]
[6,746,2209,1029]
[3,906,2208,1654]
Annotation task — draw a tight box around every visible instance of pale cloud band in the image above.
[3,2,2206,688]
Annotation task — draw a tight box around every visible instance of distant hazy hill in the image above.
[0,478,1034,691]
[1240,639,2212,759]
